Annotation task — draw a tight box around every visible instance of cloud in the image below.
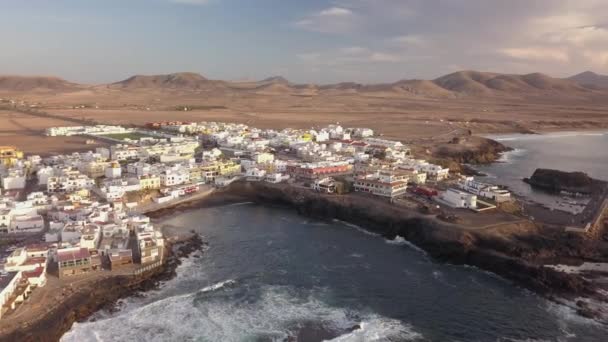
[339,46,370,55]
[388,35,426,46]
[319,7,353,17]
[369,52,401,62]
[294,0,608,79]
[500,47,570,63]
[296,53,321,62]
[294,6,357,34]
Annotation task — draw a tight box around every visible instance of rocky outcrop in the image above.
[0,234,204,342]
[432,136,512,165]
[212,182,607,317]
[524,168,597,194]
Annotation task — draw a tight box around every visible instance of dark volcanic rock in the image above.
[433,136,512,165]
[205,181,608,322]
[524,168,595,194]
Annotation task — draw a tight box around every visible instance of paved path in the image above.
[137,186,215,215]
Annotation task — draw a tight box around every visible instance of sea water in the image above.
[62,204,608,341]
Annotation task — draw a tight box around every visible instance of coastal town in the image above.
[0,120,521,321]
[2,118,608,336]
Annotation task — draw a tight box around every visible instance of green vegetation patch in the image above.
[100,132,155,141]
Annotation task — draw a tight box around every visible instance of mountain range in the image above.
[1,70,607,99]
[567,71,608,89]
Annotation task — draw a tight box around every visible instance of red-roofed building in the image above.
[108,250,133,269]
[287,162,353,181]
[23,267,47,287]
[57,247,100,278]
[354,171,409,198]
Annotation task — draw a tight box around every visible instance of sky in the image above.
[0,0,607,84]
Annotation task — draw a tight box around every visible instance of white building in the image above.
[0,209,11,234]
[314,131,330,142]
[253,152,275,164]
[47,174,95,193]
[1,170,26,190]
[105,163,122,179]
[9,215,45,234]
[311,177,336,193]
[160,170,190,187]
[111,145,140,161]
[354,171,408,198]
[364,138,404,150]
[80,224,101,250]
[37,166,54,185]
[246,168,266,181]
[422,164,450,181]
[126,162,152,176]
[440,189,477,209]
[458,177,511,203]
[353,128,374,138]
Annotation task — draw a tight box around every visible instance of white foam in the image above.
[545,300,603,327]
[459,264,509,283]
[62,285,419,342]
[324,317,423,341]
[385,236,428,256]
[497,148,527,163]
[223,201,254,207]
[490,131,607,142]
[333,219,380,237]
[198,279,236,293]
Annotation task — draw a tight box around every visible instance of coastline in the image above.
[482,129,608,141]
[2,129,607,340]
[4,177,606,341]
[152,182,608,321]
[0,234,204,342]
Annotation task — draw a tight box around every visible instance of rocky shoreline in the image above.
[3,130,607,340]
[524,168,602,195]
[200,181,608,322]
[0,234,204,342]
[427,136,513,173]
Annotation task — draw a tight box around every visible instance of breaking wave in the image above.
[497,148,527,163]
[491,131,606,142]
[62,284,420,342]
[198,278,236,294]
[333,219,380,237]
[222,201,254,207]
[385,236,428,256]
[325,317,423,341]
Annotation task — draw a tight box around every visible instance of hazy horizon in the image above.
[1,0,607,84]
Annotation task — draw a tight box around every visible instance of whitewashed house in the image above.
[440,189,477,209]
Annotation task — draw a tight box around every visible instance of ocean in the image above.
[62,204,608,341]
[474,131,608,207]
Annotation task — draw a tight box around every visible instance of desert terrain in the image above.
[1,70,608,155]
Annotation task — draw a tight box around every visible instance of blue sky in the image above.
[1,0,607,83]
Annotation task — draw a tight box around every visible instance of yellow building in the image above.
[139,175,161,190]
[217,160,241,176]
[0,146,24,168]
[83,161,110,178]
[300,133,312,142]
[189,168,203,182]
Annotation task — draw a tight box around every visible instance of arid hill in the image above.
[568,71,608,89]
[433,71,589,95]
[84,70,600,99]
[391,79,455,97]
[260,76,289,85]
[109,72,226,90]
[0,75,79,92]
[2,70,606,100]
